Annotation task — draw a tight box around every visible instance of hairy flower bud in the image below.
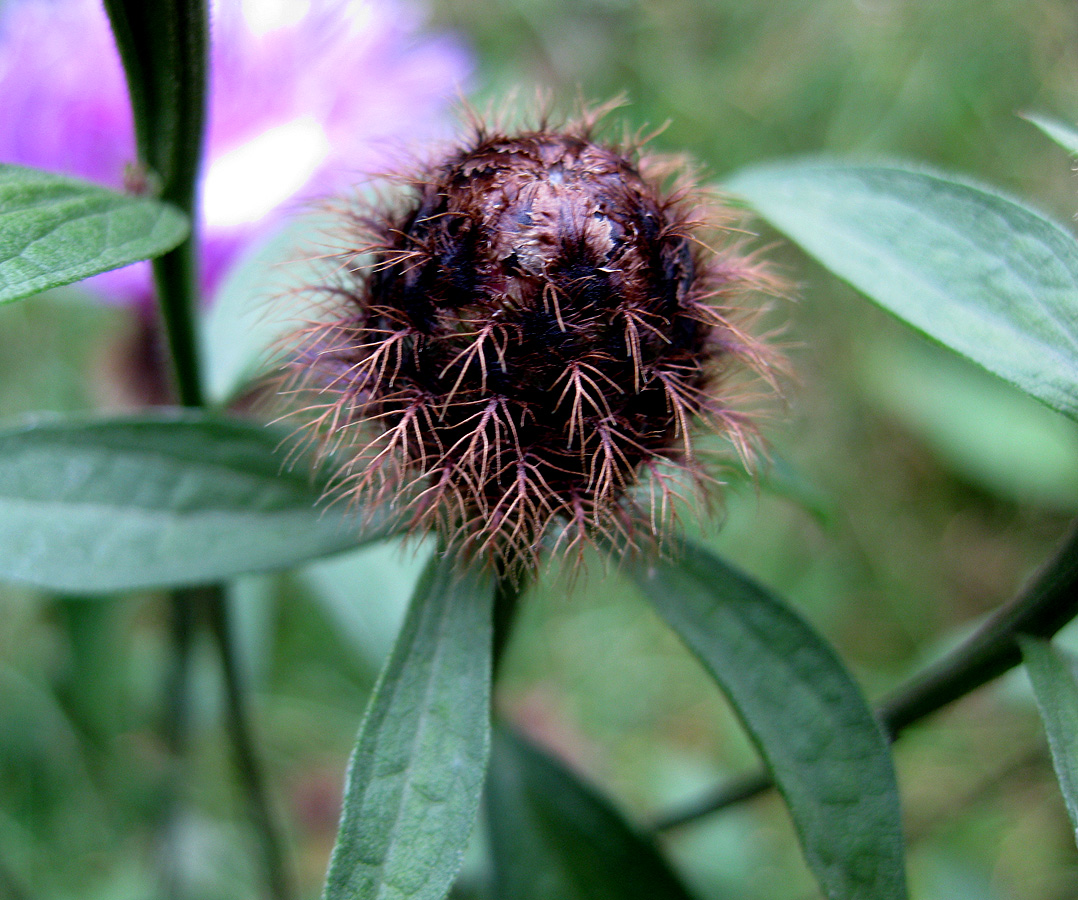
[287,113,777,572]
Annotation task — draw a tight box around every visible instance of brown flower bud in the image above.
[286,112,777,573]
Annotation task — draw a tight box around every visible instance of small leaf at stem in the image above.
[1022,112,1078,156]
[486,723,699,900]
[726,161,1078,423]
[0,411,393,593]
[0,165,188,304]
[628,539,907,900]
[1018,635,1078,847]
[324,553,494,900]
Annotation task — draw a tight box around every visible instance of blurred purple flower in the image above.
[0,0,471,308]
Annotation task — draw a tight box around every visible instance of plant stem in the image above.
[161,590,197,900]
[202,587,295,900]
[153,241,204,406]
[649,519,1078,833]
[104,3,295,896]
[103,0,208,405]
[878,520,1078,733]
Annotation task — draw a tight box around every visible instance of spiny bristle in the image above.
[280,110,781,577]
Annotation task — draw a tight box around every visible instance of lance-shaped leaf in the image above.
[324,553,493,900]
[1022,112,1078,156]
[726,161,1078,422]
[0,411,393,593]
[0,165,188,304]
[1019,635,1078,847]
[629,540,907,900]
[486,724,699,900]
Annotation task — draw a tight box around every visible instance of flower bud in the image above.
[287,113,777,572]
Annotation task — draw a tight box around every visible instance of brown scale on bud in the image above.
[285,111,778,574]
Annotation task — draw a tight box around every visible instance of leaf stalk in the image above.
[650,519,1078,833]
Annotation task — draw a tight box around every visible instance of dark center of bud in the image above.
[297,125,763,569]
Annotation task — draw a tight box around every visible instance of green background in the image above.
[3,0,1078,897]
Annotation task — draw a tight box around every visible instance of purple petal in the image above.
[0,0,472,309]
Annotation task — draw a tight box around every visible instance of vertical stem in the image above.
[153,238,204,406]
[203,587,295,900]
[103,9,294,898]
[102,0,208,405]
[164,595,197,757]
[160,590,197,900]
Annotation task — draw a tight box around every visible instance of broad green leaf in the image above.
[1019,636,1078,846]
[1022,112,1078,156]
[726,161,1078,422]
[0,165,188,304]
[486,724,698,900]
[0,411,393,593]
[858,337,1078,511]
[324,553,493,900]
[629,540,907,900]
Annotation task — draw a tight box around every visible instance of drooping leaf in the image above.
[1022,112,1078,156]
[0,411,393,593]
[629,540,907,900]
[324,553,493,900]
[1019,635,1078,846]
[726,161,1078,422]
[0,165,188,304]
[486,724,699,900]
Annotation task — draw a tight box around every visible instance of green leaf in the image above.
[1018,635,1078,847]
[0,165,189,304]
[486,724,698,900]
[628,540,907,900]
[324,553,493,900]
[1022,112,1078,156]
[0,411,393,593]
[858,337,1078,511]
[202,214,332,402]
[726,161,1078,422]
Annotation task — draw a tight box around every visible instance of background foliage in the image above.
[2,0,1078,898]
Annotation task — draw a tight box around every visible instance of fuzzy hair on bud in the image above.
[282,106,780,575]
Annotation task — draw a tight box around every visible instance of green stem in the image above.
[203,588,295,900]
[103,6,292,897]
[649,519,1078,833]
[153,238,204,406]
[878,519,1078,733]
[160,590,197,900]
[102,0,208,405]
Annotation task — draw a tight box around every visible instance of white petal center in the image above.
[241,0,312,36]
[203,117,330,230]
